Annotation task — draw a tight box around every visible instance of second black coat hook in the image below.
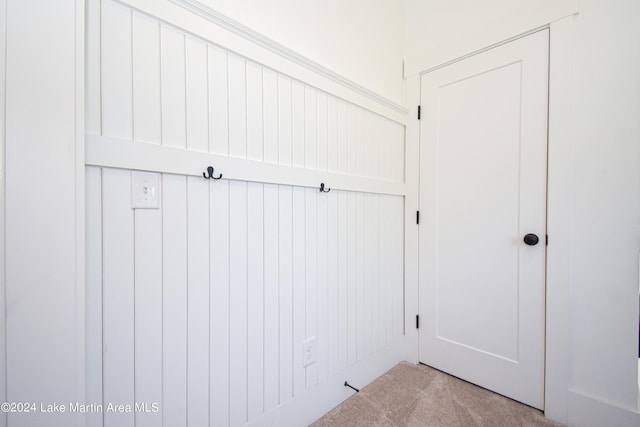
[203,166,222,180]
[319,183,330,193]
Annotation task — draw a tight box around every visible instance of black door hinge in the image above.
[416,211,420,224]
[417,105,421,120]
[546,235,548,246]
[416,315,420,329]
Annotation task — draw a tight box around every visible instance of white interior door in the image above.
[418,29,549,410]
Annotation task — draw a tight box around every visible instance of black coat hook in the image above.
[319,183,330,193]
[203,166,222,180]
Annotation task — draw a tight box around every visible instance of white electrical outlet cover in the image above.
[302,337,316,367]
[132,171,160,209]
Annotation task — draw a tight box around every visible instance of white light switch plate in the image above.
[132,171,160,209]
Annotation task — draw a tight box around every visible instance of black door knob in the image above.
[523,234,539,246]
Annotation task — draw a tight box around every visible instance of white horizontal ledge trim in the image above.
[86,134,407,197]
[169,0,408,117]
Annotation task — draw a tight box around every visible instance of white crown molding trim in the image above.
[169,0,408,115]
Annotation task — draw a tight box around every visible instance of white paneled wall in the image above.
[86,169,404,426]
[87,0,404,183]
[86,0,406,426]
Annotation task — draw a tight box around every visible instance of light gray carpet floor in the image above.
[311,362,565,427]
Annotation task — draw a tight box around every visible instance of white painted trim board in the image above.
[86,134,408,197]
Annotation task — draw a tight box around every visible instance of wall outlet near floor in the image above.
[302,337,316,367]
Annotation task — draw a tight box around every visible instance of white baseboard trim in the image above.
[247,337,405,427]
[568,390,640,427]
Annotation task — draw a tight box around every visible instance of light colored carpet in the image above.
[310,362,565,427]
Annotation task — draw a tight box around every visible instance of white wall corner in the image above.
[544,14,576,425]
[74,0,86,423]
[4,1,84,425]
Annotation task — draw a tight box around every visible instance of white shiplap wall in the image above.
[85,1,406,426]
[87,0,404,182]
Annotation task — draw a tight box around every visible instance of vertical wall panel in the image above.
[263,184,279,411]
[337,191,349,370]
[292,82,305,168]
[278,76,293,166]
[367,194,377,352]
[210,180,230,426]
[347,192,357,365]
[228,55,247,159]
[378,121,389,182]
[347,106,357,176]
[86,0,101,135]
[327,97,338,174]
[377,195,387,350]
[229,181,248,425]
[304,88,317,170]
[337,101,348,175]
[355,109,365,177]
[102,169,134,427]
[393,197,405,338]
[247,183,265,421]
[317,92,328,172]
[380,196,392,345]
[380,119,405,183]
[395,124,406,183]
[384,122,394,182]
[278,185,294,403]
[162,174,188,427]
[246,62,264,161]
[371,118,381,181]
[160,25,186,149]
[362,113,373,178]
[387,197,398,343]
[85,167,103,427]
[292,187,306,395]
[317,190,329,382]
[185,37,209,153]
[305,188,318,387]
[132,13,161,144]
[326,190,339,376]
[187,178,210,426]
[208,46,229,156]
[134,206,163,427]
[263,69,279,164]
[355,192,365,360]
[363,194,373,355]
[101,0,132,140]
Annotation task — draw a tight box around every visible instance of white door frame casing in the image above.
[0,1,6,424]
[544,15,573,424]
[1,2,85,427]
[404,16,576,425]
